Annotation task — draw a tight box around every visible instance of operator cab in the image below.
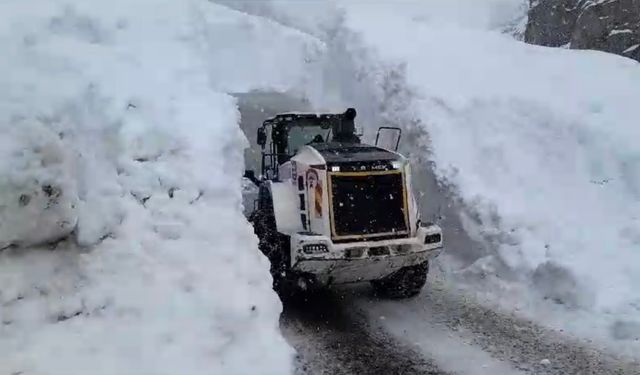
[252,108,400,181]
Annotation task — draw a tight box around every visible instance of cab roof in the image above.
[309,142,402,163]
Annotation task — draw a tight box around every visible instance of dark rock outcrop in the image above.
[525,0,640,62]
[525,0,580,47]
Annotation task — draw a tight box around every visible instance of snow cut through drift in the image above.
[0,1,328,374]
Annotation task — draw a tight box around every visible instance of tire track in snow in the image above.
[356,278,640,375]
[281,290,447,375]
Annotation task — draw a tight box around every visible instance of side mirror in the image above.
[244,170,260,186]
[257,128,266,147]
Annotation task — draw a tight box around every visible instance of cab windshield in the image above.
[287,126,330,154]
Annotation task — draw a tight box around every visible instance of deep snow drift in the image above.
[0,1,322,374]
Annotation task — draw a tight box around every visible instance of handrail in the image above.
[375,126,402,151]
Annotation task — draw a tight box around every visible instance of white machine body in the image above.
[268,144,443,285]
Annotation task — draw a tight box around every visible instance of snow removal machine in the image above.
[245,108,443,298]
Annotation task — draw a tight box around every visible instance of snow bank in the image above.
[332,0,640,341]
[0,123,78,248]
[0,1,321,373]
[212,0,341,39]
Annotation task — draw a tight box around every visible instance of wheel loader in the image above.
[245,108,443,298]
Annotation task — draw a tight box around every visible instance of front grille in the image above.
[329,171,409,240]
[329,161,396,172]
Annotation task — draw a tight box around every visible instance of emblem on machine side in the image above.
[306,169,323,218]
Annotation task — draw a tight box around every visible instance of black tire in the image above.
[371,261,429,299]
[250,188,293,296]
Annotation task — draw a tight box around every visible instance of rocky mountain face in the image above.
[526,0,640,62]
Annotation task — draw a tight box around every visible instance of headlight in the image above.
[302,243,329,254]
[424,233,442,244]
[345,248,365,258]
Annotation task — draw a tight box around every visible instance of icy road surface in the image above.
[237,92,639,375]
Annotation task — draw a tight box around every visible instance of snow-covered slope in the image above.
[333,0,640,349]
[0,1,321,374]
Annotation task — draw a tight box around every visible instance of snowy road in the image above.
[281,289,445,375]
[237,92,640,375]
[280,282,640,375]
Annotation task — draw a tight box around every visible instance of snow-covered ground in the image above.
[0,1,324,374]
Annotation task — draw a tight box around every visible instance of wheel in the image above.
[250,187,293,297]
[371,261,429,299]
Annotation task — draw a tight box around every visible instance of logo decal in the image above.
[306,169,323,218]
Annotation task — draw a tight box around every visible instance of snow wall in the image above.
[0,1,324,374]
